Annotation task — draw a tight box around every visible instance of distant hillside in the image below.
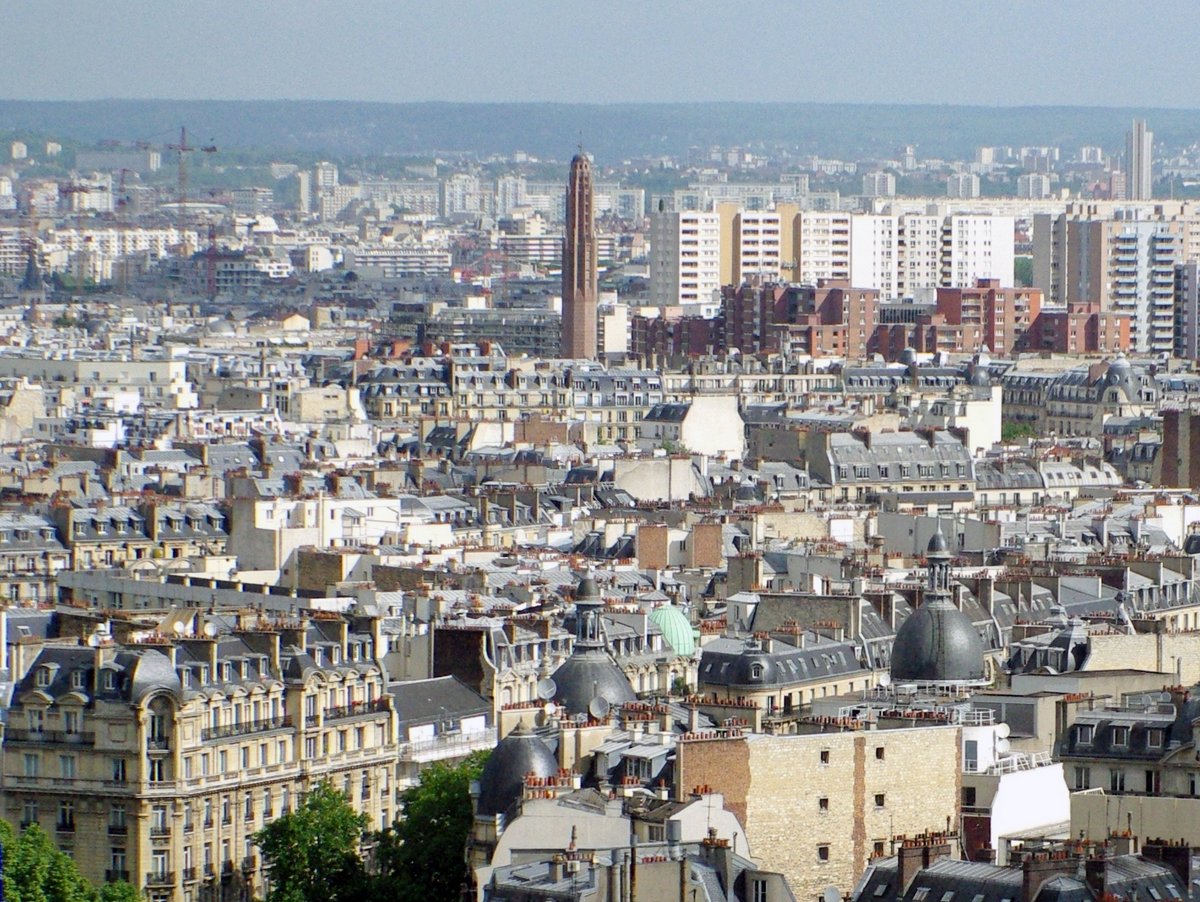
[2,99,1200,162]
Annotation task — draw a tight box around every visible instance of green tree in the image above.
[1,822,98,902]
[372,752,488,902]
[1014,256,1033,288]
[254,781,368,902]
[97,883,141,902]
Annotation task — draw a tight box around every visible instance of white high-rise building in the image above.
[849,214,900,299]
[939,214,1015,291]
[1017,173,1052,199]
[795,210,852,284]
[495,175,527,217]
[314,161,339,192]
[1126,119,1153,202]
[732,210,783,283]
[649,210,721,306]
[862,171,896,198]
[946,173,981,199]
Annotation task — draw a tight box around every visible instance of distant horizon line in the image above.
[0,97,1190,112]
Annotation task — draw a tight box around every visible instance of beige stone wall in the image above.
[1071,792,1200,846]
[1084,632,1200,685]
[740,727,961,901]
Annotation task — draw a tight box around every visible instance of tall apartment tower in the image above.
[560,153,598,359]
[1126,118,1153,201]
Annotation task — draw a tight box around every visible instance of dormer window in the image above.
[1147,728,1164,749]
[35,667,51,688]
[1076,724,1094,745]
[70,670,86,691]
[749,663,765,681]
[102,670,116,691]
[1111,725,1130,747]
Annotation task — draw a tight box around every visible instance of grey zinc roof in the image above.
[389,676,489,727]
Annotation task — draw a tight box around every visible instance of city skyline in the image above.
[5,1,1200,108]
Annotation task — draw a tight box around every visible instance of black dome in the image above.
[551,649,636,715]
[476,725,558,816]
[890,597,986,683]
[926,528,950,556]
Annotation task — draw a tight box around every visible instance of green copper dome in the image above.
[650,604,697,657]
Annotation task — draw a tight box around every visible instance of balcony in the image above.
[324,699,389,723]
[105,870,130,884]
[5,729,95,745]
[201,715,292,742]
[241,857,258,873]
[182,868,199,883]
[150,826,170,839]
[145,872,174,887]
[107,824,127,836]
[147,738,170,752]
[399,728,497,764]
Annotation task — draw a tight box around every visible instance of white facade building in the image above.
[648,210,721,306]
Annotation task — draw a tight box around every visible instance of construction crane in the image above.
[164,127,216,235]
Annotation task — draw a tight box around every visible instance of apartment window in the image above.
[200,754,209,777]
[259,743,268,766]
[35,667,50,688]
[70,670,86,690]
[27,709,44,733]
[23,754,38,777]
[244,795,253,822]
[752,879,768,902]
[1111,726,1130,747]
[874,841,886,858]
[58,800,75,831]
[240,747,249,769]
[305,738,317,759]
[1074,766,1091,790]
[875,747,885,761]
[819,750,830,765]
[817,845,830,862]
[203,800,213,828]
[874,793,886,809]
[1110,769,1126,792]
[148,759,165,782]
[111,757,127,782]
[1076,724,1094,745]
[277,740,288,763]
[151,806,168,833]
[221,797,231,825]
[111,849,126,873]
[21,800,37,827]
[263,789,273,819]
[218,751,228,772]
[361,772,370,801]
[59,755,76,779]
[1147,729,1164,749]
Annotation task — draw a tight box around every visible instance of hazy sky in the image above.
[2,1,1197,107]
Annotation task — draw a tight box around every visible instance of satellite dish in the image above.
[824,887,842,902]
[588,696,611,720]
[536,678,557,701]
[878,673,892,688]
[87,632,101,648]
[172,621,186,635]
[202,622,217,637]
